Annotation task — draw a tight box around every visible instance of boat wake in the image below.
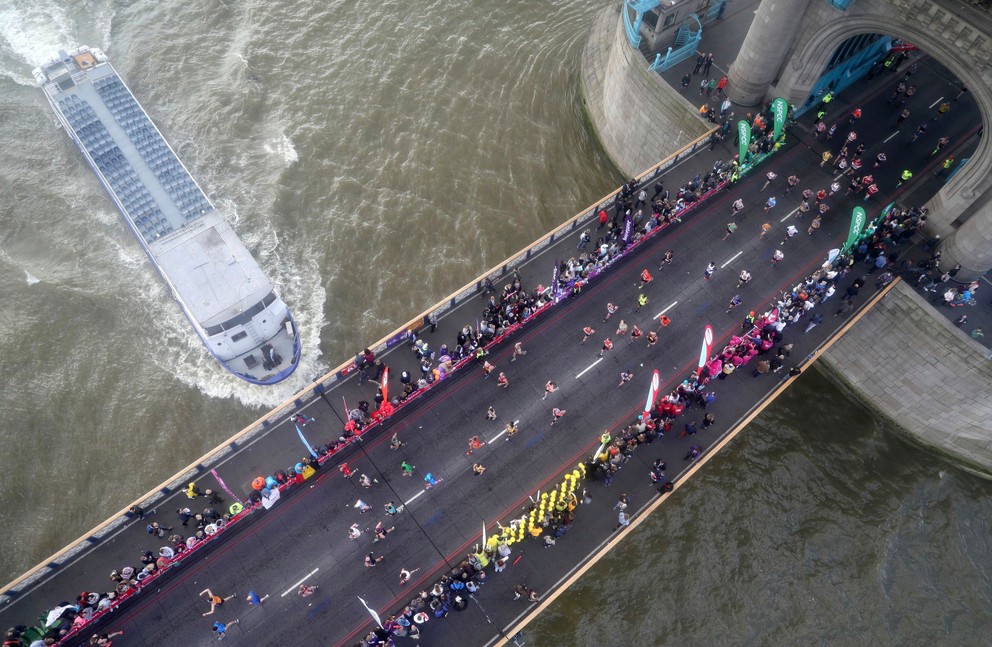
[264,132,299,167]
[0,0,115,82]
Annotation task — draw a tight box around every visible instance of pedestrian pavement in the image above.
[653,0,760,122]
[0,47,982,647]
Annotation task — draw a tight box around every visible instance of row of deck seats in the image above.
[94,77,211,223]
[58,94,175,240]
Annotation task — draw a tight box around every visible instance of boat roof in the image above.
[151,212,274,328]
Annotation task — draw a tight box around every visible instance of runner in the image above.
[776,172,797,195]
[399,568,420,586]
[466,435,485,455]
[200,589,235,617]
[212,619,239,640]
[372,522,395,542]
[780,224,798,245]
[726,295,742,313]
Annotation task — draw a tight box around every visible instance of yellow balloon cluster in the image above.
[496,464,587,547]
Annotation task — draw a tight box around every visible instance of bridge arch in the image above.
[771,12,992,240]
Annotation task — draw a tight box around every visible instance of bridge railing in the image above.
[0,126,718,613]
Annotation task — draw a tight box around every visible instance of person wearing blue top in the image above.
[245,590,269,605]
[212,619,238,640]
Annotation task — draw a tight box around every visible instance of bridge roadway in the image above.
[1,54,980,646]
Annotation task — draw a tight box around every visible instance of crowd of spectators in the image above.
[6,486,244,647]
[583,201,932,499]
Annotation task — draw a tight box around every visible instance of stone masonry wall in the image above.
[821,282,992,478]
[580,4,711,178]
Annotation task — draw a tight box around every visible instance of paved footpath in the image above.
[0,51,981,647]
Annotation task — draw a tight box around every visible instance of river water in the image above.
[0,0,988,640]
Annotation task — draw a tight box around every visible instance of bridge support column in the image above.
[939,195,992,279]
[727,0,814,107]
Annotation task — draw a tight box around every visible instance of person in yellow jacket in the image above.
[935,156,954,177]
[186,482,201,499]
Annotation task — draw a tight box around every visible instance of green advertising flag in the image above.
[771,97,788,141]
[843,206,866,252]
[737,120,750,164]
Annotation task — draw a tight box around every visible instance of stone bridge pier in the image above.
[727,0,992,279]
